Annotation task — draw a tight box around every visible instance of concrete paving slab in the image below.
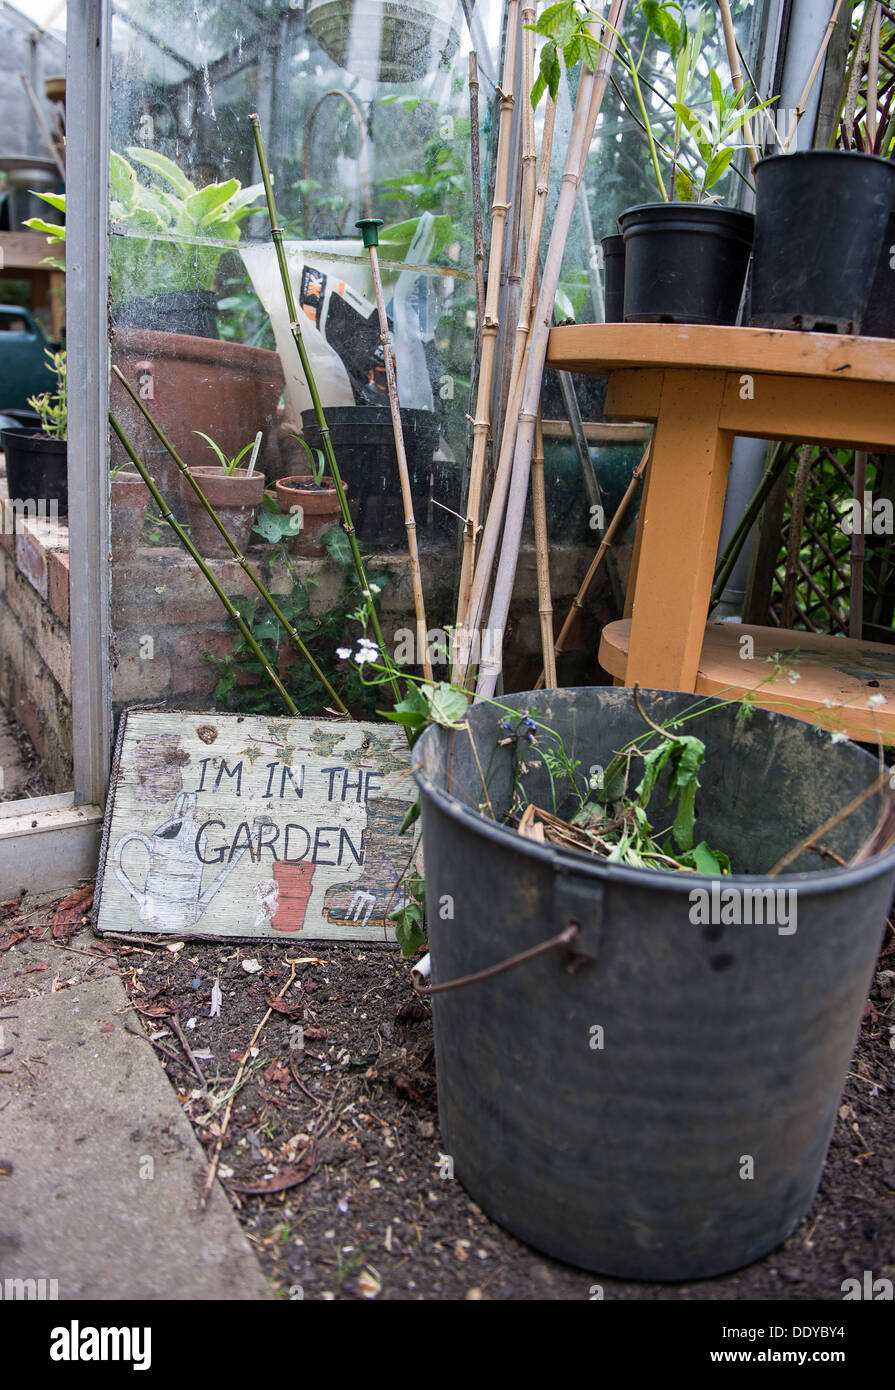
[0,972,273,1300]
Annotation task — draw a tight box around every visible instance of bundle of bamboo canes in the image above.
[454,0,629,699]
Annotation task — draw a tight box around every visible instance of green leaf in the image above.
[680,841,729,875]
[323,526,352,566]
[253,508,299,543]
[381,684,429,732]
[671,777,697,851]
[399,798,421,834]
[126,146,195,198]
[635,741,673,809]
[391,905,426,957]
[535,2,576,38]
[704,146,735,190]
[531,71,547,108]
[675,166,696,201]
[422,682,468,728]
[110,151,137,209]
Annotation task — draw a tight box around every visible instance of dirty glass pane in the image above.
[0,3,71,799]
[107,0,500,716]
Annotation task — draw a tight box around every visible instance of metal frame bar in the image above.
[67,0,112,807]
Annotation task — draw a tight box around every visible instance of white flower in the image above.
[358,637,379,655]
[354,648,376,666]
[788,670,800,683]
[823,697,837,708]
[868,693,888,708]
[830,731,849,744]
[368,582,381,594]
[336,647,352,660]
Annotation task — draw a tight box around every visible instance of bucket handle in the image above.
[413,924,580,996]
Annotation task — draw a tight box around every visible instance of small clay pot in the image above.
[110,470,147,550]
[182,466,266,558]
[275,475,343,557]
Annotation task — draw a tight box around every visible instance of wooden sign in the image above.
[94,710,418,941]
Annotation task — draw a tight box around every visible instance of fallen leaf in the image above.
[99,1023,114,1034]
[51,883,95,942]
[132,998,179,1019]
[264,989,304,1018]
[225,1145,317,1194]
[20,962,49,975]
[0,889,25,922]
[0,928,29,953]
[242,959,263,974]
[210,979,222,1018]
[165,942,185,954]
[304,1027,328,1040]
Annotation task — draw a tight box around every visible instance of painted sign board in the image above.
[94,710,418,941]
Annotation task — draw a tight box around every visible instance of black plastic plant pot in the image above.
[413,687,895,1280]
[112,290,219,339]
[751,151,895,334]
[863,209,895,339]
[618,202,754,325]
[600,234,625,322]
[1,427,68,516]
[300,405,448,546]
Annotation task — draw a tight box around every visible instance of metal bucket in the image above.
[413,687,895,1279]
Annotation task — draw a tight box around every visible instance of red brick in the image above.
[170,630,237,695]
[48,548,70,628]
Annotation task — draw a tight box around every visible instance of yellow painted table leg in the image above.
[625,371,733,691]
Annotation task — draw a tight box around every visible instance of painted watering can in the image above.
[113,793,250,933]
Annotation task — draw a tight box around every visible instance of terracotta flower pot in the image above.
[110,469,148,550]
[181,466,266,559]
[275,475,344,557]
[110,328,284,516]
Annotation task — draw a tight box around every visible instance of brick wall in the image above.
[0,494,72,791]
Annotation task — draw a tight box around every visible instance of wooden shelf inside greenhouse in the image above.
[599,621,895,743]
[0,230,65,342]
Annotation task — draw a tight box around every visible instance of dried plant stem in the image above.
[455,0,521,638]
[469,52,486,333]
[201,962,298,1206]
[453,94,557,679]
[108,412,301,717]
[718,0,758,167]
[531,411,556,686]
[361,230,433,679]
[782,0,847,151]
[476,0,629,702]
[768,769,892,876]
[534,441,649,690]
[111,366,349,714]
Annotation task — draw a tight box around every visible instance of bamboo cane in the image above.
[475,0,628,702]
[533,440,649,690]
[356,217,433,680]
[469,52,486,333]
[453,94,557,680]
[111,365,350,715]
[780,444,813,629]
[530,411,556,686]
[867,2,882,149]
[781,0,848,151]
[109,412,300,716]
[249,113,401,706]
[717,0,758,168]
[521,4,538,232]
[850,450,868,638]
[454,0,522,635]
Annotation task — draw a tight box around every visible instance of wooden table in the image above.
[0,231,65,343]
[547,324,895,736]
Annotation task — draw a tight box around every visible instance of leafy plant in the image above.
[27,349,66,439]
[194,430,260,476]
[531,0,772,202]
[289,434,329,488]
[388,874,426,956]
[27,148,264,304]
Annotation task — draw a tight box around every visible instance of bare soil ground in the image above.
[2,887,892,1301]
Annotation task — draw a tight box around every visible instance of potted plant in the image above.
[537,2,768,324]
[275,437,345,557]
[1,348,67,515]
[27,149,286,494]
[180,432,266,559]
[750,6,895,335]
